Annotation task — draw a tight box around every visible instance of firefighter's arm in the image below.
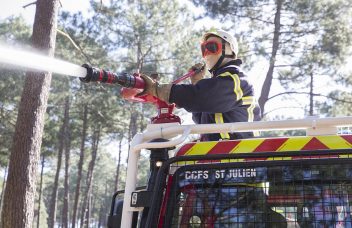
[138,74,172,102]
[169,76,240,113]
[138,62,205,101]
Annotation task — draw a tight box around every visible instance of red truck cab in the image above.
[108,117,352,228]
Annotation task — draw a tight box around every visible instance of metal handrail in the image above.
[142,116,352,143]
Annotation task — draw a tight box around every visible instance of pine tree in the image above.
[191,0,352,117]
[1,0,60,227]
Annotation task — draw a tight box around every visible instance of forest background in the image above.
[0,0,351,227]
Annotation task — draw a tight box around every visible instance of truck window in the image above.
[162,163,352,228]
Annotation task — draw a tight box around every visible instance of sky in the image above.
[0,0,90,23]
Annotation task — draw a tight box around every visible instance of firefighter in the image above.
[140,28,261,141]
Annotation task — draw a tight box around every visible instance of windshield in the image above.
[164,163,352,228]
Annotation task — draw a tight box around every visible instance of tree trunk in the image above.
[62,96,71,228]
[80,127,100,228]
[98,183,109,228]
[0,166,8,212]
[140,104,146,132]
[309,68,314,116]
[36,156,45,228]
[128,108,138,152]
[114,137,123,192]
[0,164,8,212]
[258,0,282,116]
[47,111,66,228]
[127,42,143,150]
[0,1,59,227]
[98,204,104,228]
[87,193,93,227]
[71,104,88,228]
[136,34,144,71]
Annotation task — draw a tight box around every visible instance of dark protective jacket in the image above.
[169,60,261,141]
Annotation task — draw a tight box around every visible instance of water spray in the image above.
[0,44,203,123]
[0,45,87,77]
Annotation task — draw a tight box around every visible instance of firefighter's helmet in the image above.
[203,29,238,57]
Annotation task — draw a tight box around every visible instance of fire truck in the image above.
[107,116,352,228]
[77,65,352,227]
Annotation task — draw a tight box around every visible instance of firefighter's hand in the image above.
[138,74,172,103]
[138,73,158,97]
[189,62,205,85]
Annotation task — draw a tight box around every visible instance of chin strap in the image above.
[209,39,235,75]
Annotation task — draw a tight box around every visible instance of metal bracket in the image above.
[130,191,153,207]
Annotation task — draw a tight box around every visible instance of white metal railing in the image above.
[142,116,352,142]
[120,116,352,227]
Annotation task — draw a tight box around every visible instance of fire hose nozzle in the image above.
[80,64,145,89]
[80,63,95,83]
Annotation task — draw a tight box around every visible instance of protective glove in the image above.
[189,62,206,85]
[138,74,172,103]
